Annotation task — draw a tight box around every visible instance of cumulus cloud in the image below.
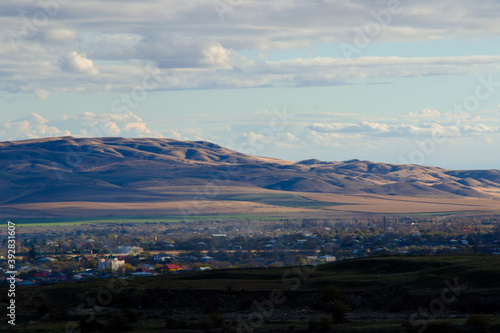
[200,42,235,69]
[309,121,392,134]
[59,52,99,75]
[305,109,500,139]
[0,112,66,140]
[0,111,159,142]
[56,111,157,137]
[408,108,441,119]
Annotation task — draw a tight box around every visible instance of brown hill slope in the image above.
[0,136,499,210]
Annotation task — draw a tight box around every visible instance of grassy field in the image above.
[3,188,500,221]
[303,193,500,214]
[8,214,282,227]
[2,255,500,332]
[216,193,340,209]
[4,191,500,222]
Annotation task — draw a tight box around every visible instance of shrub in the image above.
[325,299,351,323]
[425,321,458,333]
[321,285,345,303]
[467,314,493,332]
[308,318,331,332]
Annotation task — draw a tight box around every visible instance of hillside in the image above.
[0,136,499,218]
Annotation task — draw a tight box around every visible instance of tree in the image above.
[27,246,38,262]
[321,285,350,323]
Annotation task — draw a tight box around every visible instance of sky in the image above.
[1,0,500,169]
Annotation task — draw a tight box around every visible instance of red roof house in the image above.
[160,264,183,272]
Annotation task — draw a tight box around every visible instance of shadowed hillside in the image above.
[1,255,499,332]
[0,137,500,217]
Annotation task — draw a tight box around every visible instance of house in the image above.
[98,257,125,271]
[154,254,171,261]
[131,272,154,277]
[265,261,284,267]
[160,264,183,272]
[115,246,144,255]
[200,256,213,262]
[76,256,94,262]
[195,267,212,271]
[135,267,151,273]
[318,255,336,262]
[34,270,50,278]
[37,257,57,263]
[18,265,32,272]
[19,280,36,286]
[51,273,68,282]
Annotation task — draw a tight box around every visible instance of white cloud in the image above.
[39,28,77,44]
[200,42,234,69]
[0,112,66,140]
[35,88,51,100]
[59,52,99,75]
[0,111,159,142]
[408,108,441,119]
[123,122,152,136]
[305,108,500,140]
[2,1,500,92]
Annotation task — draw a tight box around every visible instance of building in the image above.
[115,246,144,255]
[154,254,171,261]
[37,257,57,263]
[160,264,183,273]
[195,267,212,271]
[34,270,50,278]
[98,257,125,271]
[318,255,336,262]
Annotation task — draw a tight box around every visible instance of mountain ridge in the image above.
[0,136,499,209]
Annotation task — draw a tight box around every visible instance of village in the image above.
[1,215,499,286]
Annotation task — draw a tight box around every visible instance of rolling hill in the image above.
[0,136,499,218]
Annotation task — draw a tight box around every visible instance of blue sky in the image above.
[1,0,500,169]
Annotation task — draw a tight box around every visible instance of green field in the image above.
[216,193,343,209]
[8,214,282,227]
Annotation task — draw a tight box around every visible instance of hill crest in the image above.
[1,137,499,217]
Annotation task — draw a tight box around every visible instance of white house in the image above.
[153,254,171,261]
[98,257,125,271]
[115,246,144,255]
[318,255,336,262]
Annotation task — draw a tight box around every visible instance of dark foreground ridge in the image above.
[1,255,499,332]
